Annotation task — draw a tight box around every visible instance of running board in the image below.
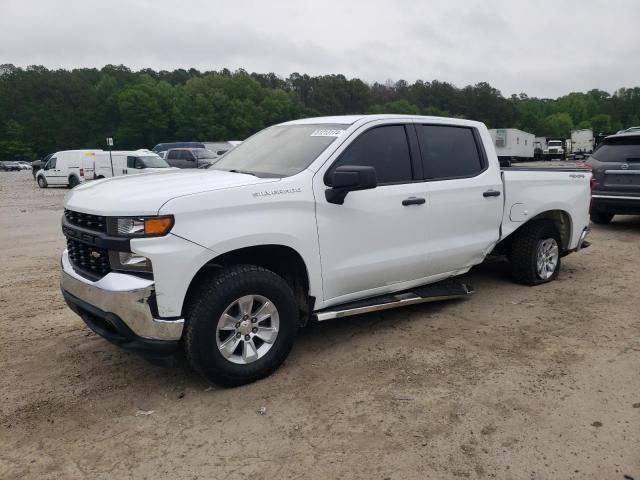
[314,282,474,322]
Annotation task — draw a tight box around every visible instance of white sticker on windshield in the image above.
[310,129,345,137]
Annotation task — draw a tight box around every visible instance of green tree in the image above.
[543,113,574,137]
[590,114,612,135]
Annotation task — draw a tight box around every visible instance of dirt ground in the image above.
[1,170,638,480]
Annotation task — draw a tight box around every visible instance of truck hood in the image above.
[64,169,279,215]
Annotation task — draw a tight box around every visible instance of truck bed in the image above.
[500,167,591,250]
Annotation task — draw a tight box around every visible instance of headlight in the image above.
[112,215,174,237]
[109,251,152,273]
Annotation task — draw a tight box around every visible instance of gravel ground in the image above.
[1,170,639,479]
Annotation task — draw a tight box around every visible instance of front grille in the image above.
[66,238,111,277]
[64,209,107,232]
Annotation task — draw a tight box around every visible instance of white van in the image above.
[93,150,176,178]
[36,150,103,188]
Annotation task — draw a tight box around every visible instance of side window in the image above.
[182,150,195,161]
[416,125,484,179]
[127,156,136,168]
[48,158,57,169]
[135,158,145,169]
[331,125,413,184]
[167,150,179,160]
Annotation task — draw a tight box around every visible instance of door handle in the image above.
[483,190,501,197]
[402,197,426,206]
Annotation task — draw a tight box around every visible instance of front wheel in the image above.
[510,221,561,286]
[37,176,47,188]
[590,211,614,224]
[185,265,298,387]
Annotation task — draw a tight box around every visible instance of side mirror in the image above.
[499,158,512,168]
[325,165,377,204]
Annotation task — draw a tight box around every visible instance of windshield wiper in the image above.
[228,169,259,177]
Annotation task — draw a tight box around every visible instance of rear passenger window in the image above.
[167,150,179,160]
[127,156,136,168]
[332,125,413,184]
[416,125,484,179]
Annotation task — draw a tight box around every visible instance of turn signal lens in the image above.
[144,216,173,236]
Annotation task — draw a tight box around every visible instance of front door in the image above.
[43,157,64,185]
[313,123,430,304]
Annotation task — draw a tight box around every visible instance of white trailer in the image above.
[488,128,535,161]
[571,129,594,157]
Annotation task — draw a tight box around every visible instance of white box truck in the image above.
[489,129,535,161]
[571,129,594,158]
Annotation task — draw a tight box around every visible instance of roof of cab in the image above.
[278,114,483,128]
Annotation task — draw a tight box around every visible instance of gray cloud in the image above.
[1,0,638,97]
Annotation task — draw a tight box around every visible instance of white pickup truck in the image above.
[60,115,591,386]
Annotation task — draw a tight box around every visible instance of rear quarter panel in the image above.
[502,169,591,249]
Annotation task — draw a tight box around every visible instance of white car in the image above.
[60,115,591,386]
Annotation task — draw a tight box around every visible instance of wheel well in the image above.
[497,210,572,254]
[529,210,572,250]
[183,245,312,325]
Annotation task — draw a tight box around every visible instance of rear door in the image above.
[415,124,503,276]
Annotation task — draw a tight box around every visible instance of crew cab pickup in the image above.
[60,115,591,386]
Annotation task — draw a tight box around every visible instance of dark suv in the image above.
[586,132,640,224]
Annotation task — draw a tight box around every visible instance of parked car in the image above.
[0,161,22,171]
[16,161,31,170]
[164,148,218,169]
[93,150,177,178]
[36,150,102,188]
[60,114,591,386]
[586,131,640,224]
[152,142,205,157]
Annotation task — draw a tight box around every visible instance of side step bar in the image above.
[314,282,474,322]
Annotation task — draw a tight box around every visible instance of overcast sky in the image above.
[1,0,638,98]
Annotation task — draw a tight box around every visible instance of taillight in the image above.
[80,168,84,177]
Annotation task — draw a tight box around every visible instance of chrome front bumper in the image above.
[60,250,184,341]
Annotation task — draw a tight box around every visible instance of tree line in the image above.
[1,63,639,160]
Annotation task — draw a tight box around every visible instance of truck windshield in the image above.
[549,141,562,146]
[139,156,170,168]
[213,124,348,177]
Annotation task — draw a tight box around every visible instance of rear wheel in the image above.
[37,176,47,188]
[511,221,561,286]
[185,265,298,387]
[68,176,80,188]
[590,211,614,224]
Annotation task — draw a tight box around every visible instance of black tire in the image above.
[510,221,561,286]
[68,176,80,188]
[37,176,47,188]
[185,264,298,387]
[590,211,614,225]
